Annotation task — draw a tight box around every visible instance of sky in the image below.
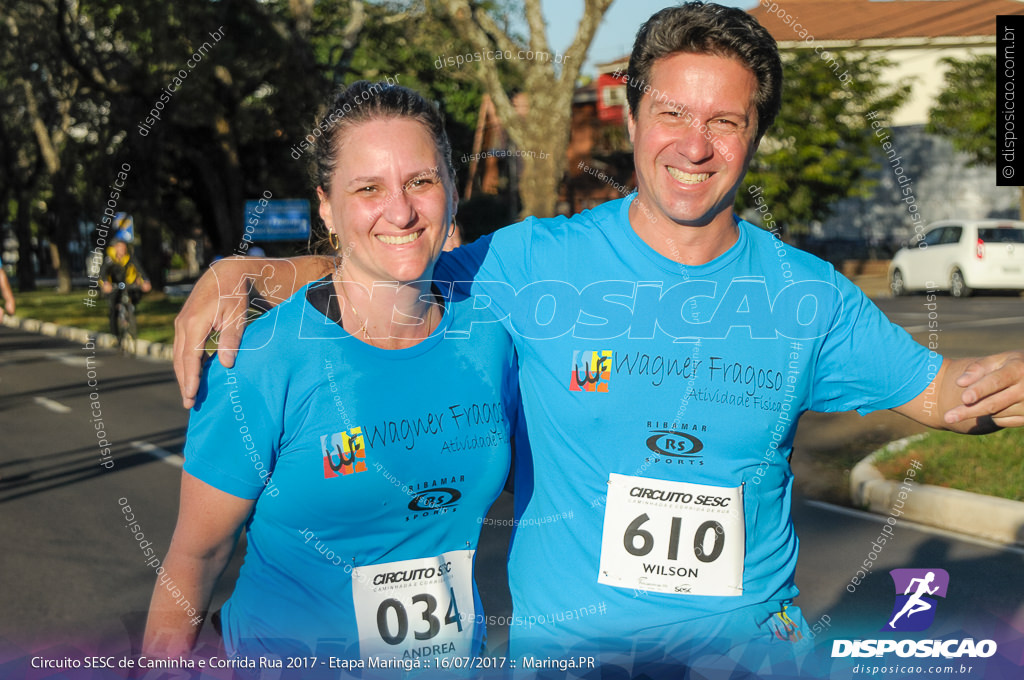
[540,0,759,77]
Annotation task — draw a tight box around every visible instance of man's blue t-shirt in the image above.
[185,277,517,662]
[436,195,936,662]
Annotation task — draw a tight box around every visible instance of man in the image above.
[99,238,152,336]
[174,3,1023,675]
[0,253,15,321]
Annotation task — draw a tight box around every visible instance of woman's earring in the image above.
[448,220,457,238]
[329,230,341,250]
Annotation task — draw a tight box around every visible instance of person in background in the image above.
[0,253,15,321]
[99,238,151,335]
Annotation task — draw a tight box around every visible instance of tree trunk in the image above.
[191,116,245,257]
[219,136,245,258]
[50,181,75,293]
[518,149,563,218]
[516,96,571,218]
[140,214,165,289]
[14,187,36,291]
[52,241,73,292]
[188,154,235,255]
[436,0,612,219]
[128,126,167,286]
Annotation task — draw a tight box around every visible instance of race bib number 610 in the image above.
[598,473,744,596]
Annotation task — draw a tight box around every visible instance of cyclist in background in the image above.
[99,238,151,335]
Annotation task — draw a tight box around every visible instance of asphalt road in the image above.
[875,292,1024,357]
[1,293,1022,676]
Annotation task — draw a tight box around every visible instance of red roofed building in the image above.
[750,0,1022,126]
[752,0,1016,41]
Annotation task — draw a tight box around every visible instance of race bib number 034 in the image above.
[598,474,744,596]
[352,550,475,660]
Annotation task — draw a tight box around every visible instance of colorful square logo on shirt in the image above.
[570,350,613,392]
[322,427,368,478]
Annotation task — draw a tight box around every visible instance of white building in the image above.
[750,0,1020,246]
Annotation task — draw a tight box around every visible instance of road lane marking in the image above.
[132,440,184,468]
[902,316,1024,333]
[45,351,91,367]
[804,499,1024,556]
[33,396,72,413]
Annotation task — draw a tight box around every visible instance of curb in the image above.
[849,273,891,299]
[850,434,1024,547]
[1,314,174,361]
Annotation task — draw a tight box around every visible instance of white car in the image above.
[888,220,1024,297]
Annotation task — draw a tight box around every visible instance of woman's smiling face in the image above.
[318,117,456,285]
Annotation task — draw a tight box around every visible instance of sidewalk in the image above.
[1,312,174,361]
[2,274,194,360]
[850,435,1024,547]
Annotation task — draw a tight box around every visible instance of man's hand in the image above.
[173,258,258,409]
[141,280,153,293]
[101,281,113,294]
[172,255,329,409]
[943,351,1024,429]
[893,352,1024,433]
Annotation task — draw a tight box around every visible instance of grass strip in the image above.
[873,428,1024,502]
[13,288,185,344]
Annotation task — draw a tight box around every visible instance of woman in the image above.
[143,81,516,665]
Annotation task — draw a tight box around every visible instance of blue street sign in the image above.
[244,199,311,241]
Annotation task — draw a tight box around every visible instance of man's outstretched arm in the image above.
[173,255,331,408]
[892,352,1024,433]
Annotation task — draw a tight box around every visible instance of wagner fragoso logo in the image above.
[322,427,368,478]
[832,568,997,659]
[570,350,612,392]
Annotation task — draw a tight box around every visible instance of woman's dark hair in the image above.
[626,2,783,140]
[308,80,456,252]
[312,80,456,193]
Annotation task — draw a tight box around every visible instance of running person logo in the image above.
[883,568,949,632]
[832,568,994,658]
[570,350,613,392]
[322,427,368,478]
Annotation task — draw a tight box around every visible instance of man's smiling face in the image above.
[628,51,761,231]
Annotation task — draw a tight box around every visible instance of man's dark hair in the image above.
[626,2,783,139]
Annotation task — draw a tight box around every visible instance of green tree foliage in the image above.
[741,50,910,239]
[927,54,996,167]
[0,0,495,289]
[3,0,329,286]
[0,7,50,290]
[339,1,497,177]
